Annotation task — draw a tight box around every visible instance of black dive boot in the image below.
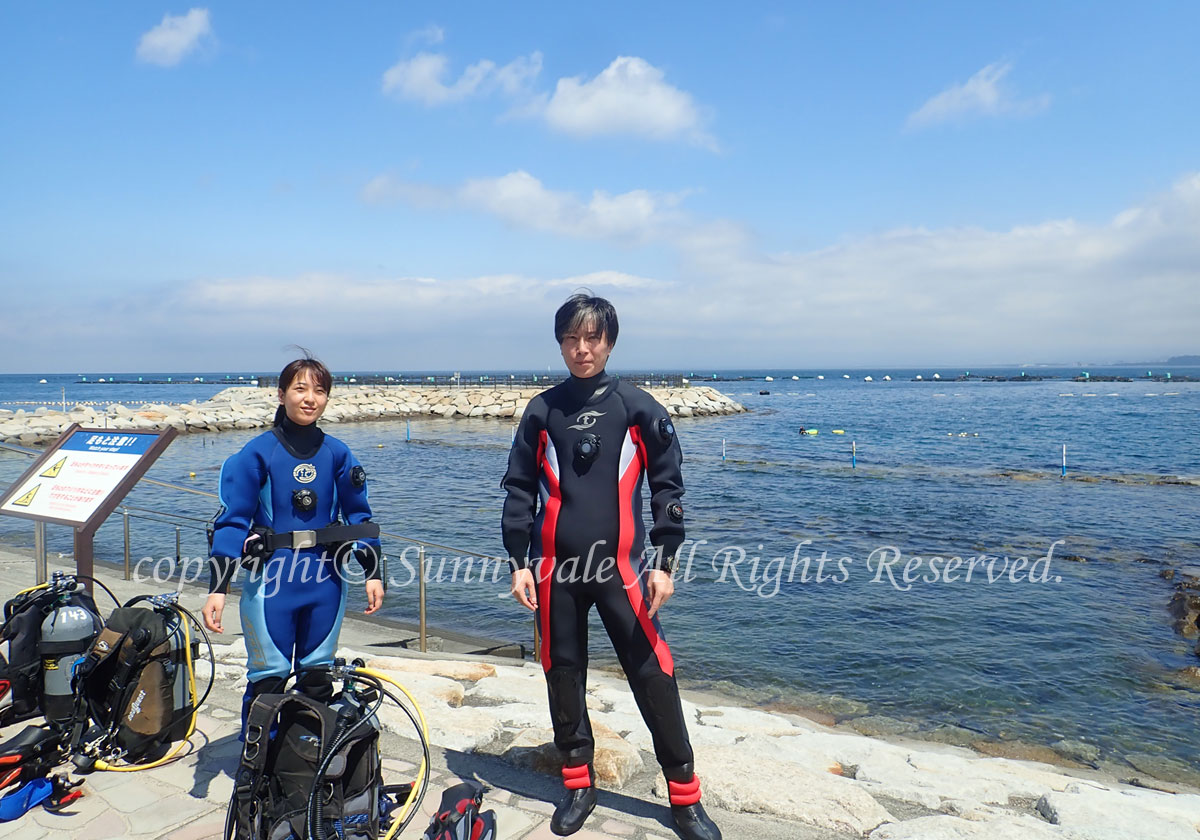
[551,763,596,836]
[671,802,721,840]
[666,765,721,840]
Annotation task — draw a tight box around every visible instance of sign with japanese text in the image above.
[0,426,175,528]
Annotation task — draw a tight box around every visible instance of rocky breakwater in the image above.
[196,640,1200,839]
[0,384,745,445]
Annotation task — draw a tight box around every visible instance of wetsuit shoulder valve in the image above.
[350,465,366,487]
[292,488,317,512]
[574,433,601,463]
[657,417,676,444]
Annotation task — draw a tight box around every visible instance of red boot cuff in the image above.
[668,775,702,806]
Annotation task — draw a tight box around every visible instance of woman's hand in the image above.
[511,568,538,612]
[364,579,385,614]
[203,593,226,634]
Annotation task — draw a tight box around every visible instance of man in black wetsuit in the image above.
[501,294,721,840]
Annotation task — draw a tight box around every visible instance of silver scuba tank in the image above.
[40,596,100,724]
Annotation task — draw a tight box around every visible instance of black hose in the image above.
[75,574,121,610]
[365,683,432,836]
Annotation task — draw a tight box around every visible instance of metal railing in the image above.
[1,440,522,656]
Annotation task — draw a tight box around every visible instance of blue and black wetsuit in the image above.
[209,413,381,725]
[502,371,704,802]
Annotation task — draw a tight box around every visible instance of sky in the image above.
[2,2,1199,373]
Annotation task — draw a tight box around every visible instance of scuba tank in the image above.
[39,593,100,726]
[0,571,111,727]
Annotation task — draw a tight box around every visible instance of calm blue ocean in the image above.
[2,367,1198,769]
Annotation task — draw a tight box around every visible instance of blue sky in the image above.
[2,2,1198,373]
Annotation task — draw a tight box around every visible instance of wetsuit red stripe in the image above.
[537,429,561,672]
[616,425,675,677]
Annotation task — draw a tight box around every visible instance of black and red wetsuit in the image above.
[501,370,696,782]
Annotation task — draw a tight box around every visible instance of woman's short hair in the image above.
[278,352,333,394]
[554,293,619,346]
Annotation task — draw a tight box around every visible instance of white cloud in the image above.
[14,177,1198,371]
[380,47,715,149]
[548,270,666,290]
[906,61,1050,130]
[362,170,687,243]
[653,174,1200,363]
[540,57,715,148]
[408,24,445,47]
[381,51,542,105]
[136,8,212,67]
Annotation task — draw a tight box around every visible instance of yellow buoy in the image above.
[188,471,196,478]
[377,444,384,448]
[832,429,845,435]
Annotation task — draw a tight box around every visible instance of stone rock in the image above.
[971,740,1081,768]
[1052,739,1100,765]
[1037,782,1200,840]
[848,715,919,737]
[497,727,560,775]
[499,724,643,787]
[663,743,894,833]
[696,705,812,737]
[471,702,549,730]
[364,669,465,707]
[212,638,247,663]
[1124,752,1200,788]
[377,697,502,754]
[193,658,245,682]
[919,725,981,748]
[741,730,1069,811]
[869,814,1067,839]
[466,665,551,707]
[587,681,696,720]
[364,656,496,682]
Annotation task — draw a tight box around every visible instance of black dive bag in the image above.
[229,688,392,840]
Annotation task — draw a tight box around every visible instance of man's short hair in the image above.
[554,293,619,346]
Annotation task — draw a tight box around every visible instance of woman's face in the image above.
[278,368,328,425]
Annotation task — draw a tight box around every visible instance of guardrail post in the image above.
[418,546,428,653]
[123,508,131,580]
[34,521,47,585]
[175,525,182,566]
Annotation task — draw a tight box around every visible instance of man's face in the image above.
[560,318,612,379]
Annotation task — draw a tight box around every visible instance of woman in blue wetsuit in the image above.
[201,355,384,726]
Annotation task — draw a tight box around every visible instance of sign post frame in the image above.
[0,424,178,587]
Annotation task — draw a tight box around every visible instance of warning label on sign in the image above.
[12,484,39,507]
[39,457,67,479]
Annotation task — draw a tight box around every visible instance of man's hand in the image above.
[511,568,538,612]
[646,569,674,619]
[364,579,385,614]
[203,593,225,634]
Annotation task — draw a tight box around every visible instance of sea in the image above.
[1,367,1198,774]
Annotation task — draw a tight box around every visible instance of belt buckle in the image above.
[293,530,317,550]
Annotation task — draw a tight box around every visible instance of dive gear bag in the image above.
[226,663,430,840]
[69,592,212,770]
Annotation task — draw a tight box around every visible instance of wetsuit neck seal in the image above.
[565,370,613,402]
[273,407,325,459]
